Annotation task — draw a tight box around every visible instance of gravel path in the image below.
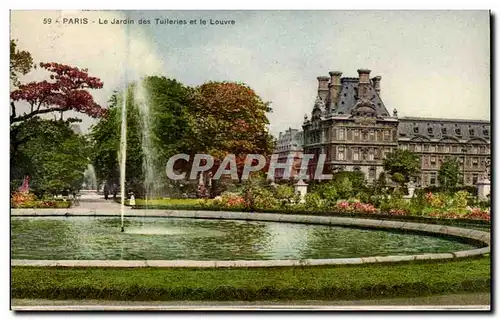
[11,293,490,310]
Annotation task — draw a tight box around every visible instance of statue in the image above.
[407,178,416,198]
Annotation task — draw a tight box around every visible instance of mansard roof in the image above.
[334,78,390,117]
[313,95,326,114]
[398,117,490,142]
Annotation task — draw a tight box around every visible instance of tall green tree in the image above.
[11,118,89,196]
[90,78,194,196]
[90,88,143,194]
[383,149,420,186]
[438,157,461,190]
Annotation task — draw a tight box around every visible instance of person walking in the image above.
[103,184,109,200]
[129,192,136,208]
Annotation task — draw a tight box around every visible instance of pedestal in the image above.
[476,178,491,200]
[294,179,308,204]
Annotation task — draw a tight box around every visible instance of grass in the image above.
[11,257,490,301]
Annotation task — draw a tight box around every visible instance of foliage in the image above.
[91,79,194,197]
[311,171,365,205]
[335,177,353,200]
[273,184,300,208]
[335,200,378,214]
[304,192,323,210]
[10,191,72,208]
[242,174,276,210]
[212,193,247,209]
[438,157,462,190]
[10,39,35,86]
[10,191,36,207]
[453,191,470,209]
[331,171,366,189]
[190,81,274,180]
[10,62,106,124]
[383,149,420,185]
[11,118,90,196]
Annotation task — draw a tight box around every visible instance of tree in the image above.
[11,118,90,196]
[331,171,365,190]
[10,62,106,124]
[90,88,144,195]
[90,78,195,197]
[190,81,273,163]
[10,39,35,87]
[438,157,461,190]
[188,81,274,194]
[383,149,420,186]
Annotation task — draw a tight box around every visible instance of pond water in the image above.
[11,216,477,261]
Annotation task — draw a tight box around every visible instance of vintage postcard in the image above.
[9,10,491,311]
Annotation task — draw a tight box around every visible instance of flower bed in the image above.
[130,190,490,224]
[11,191,72,209]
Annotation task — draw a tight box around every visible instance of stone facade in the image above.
[272,128,304,180]
[302,69,491,187]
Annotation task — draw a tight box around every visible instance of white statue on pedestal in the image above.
[407,178,416,198]
[294,179,308,204]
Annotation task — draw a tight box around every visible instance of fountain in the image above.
[83,163,97,191]
[135,82,160,205]
[119,18,130,233]
[119,88,127,233]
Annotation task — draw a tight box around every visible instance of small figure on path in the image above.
[129,192,136,208]
[103,185,109,200]
[112,184,118,200]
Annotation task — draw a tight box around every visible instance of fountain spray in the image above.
[120,14,130,233]
[120,87,127,233]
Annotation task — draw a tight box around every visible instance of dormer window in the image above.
[427,127,433,135]
[441,127,447,135]
[469,128,475,136]
[455,128,462,136]
[413,126,419,133]
[483,129,489,137]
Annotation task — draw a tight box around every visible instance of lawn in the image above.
[11,257,490,301]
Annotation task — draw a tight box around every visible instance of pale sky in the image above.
[10,10,490,135]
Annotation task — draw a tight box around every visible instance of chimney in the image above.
[328,71,342,104]
[357,69,371,84]
[357,69,371,99]
[372,76,381,96]
[317,76,330,101]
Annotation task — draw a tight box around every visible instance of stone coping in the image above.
[11,209,490,268]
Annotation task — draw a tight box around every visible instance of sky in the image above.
[10,10,490,135]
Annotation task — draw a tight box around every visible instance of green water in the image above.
[11,216,477,261]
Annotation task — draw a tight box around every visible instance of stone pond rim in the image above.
[10,209,490,268]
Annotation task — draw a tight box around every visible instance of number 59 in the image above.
[43,18,52,24]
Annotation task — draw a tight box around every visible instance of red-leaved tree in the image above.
[10,62,107,124]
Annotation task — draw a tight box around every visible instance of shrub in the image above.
[304,192,323,211]
[11,192,37,208]
[273,184,299,208]
[334,200,378,214]
[253,188,279,210]
[213,193,247,209]
[453,190,470,209]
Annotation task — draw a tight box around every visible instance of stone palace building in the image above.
[284,68,492,187]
